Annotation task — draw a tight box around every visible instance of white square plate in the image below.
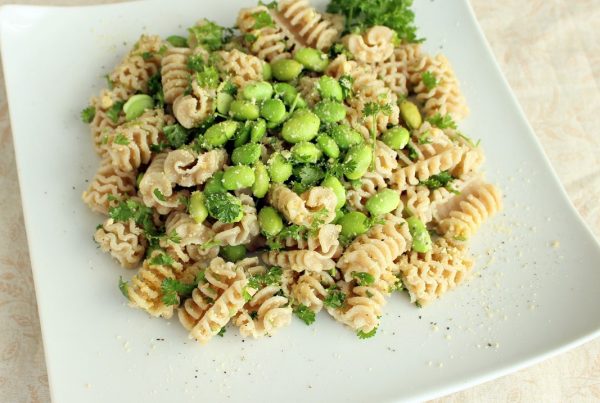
[2,0,600,401]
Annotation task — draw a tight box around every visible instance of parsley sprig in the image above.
[204,192,244,223]
[248,266,283,289]
[357,327,377,339]
[421,71,438,90]
[352,272,375,286]
[323,287,346,309]
[81,106,96,123]
[161,278,196,306]
[294,304,316,325]
[419,171,458,194]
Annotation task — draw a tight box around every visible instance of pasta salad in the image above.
[81,0,502,344]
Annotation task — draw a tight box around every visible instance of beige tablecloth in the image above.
[0,0,599,401]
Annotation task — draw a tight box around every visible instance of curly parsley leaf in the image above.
[161,278,196,306]
[248,266,284,290]
[357,327,377,339]
[118,276,129,299]
[187,54,206,72]
[150,253,174,267]
[109,199,158,236]
[352,271,375,286]
[421,71,438,90]
[81,106,96,123]
[113,133,130,145]
[188,21,228,51]
[163,229,181,244]
[266,224,303,251]
[406,143,419,161]
[294,304,316,325]
[217,327,227,337]
[252,10,274,30]
[291,164,325,194]
[323,287,346,309]
[148,73,164,108]
[329,43,353,60]
[153,188,167,202]
[419,170,455,190]
[164,124,190,149]
[106,101,125,123]
[326,0,421,43]
[339,75,354,100]
[426,113,457,130]
[204,192,243,223]
[196,66,220,89]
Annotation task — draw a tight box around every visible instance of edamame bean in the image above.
[220,245,247,262]
[233,122,251,147]
[242,81,273,102]
[260,99,287,123]
[123,94,154,121]
[268,153,293,183]
[231,143,262,165]
[250,119,267,143]
[189,191,208,223]
[291,141,322,163]
[381,126,410,150]
[216,92,234,114]
[252,161,270,198]
[338,211,368,238]
[321,176,345,209]
[262,61,272,80]
[365,189,400,216]
[204,120,239,147]
[273,83,298,106]
[203,172,226,194]
[344,144,372,180]
[281,110,320,143]
[258,207,284,237]
[222,165,255,190]
[330,124,363,149]
[166,35,188,48]
[334,209,344,223]
[314,100,346,124]
[316,134,340,159]
[407,216,432,253]
[294,48,329,72]
[271,59,304,81]
[229,100,260,121]
[400,101,422,130]
[317,76,343,101]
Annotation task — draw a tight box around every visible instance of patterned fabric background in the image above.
[0,1,598,402]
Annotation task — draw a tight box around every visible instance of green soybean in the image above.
[242,81,273,102]
[203,172,226,194]
[233,122,251,147]
[268,153,293,183]
[222,165,255,190]
[291,141,322,163]
[260,98,287,123]
[123,94,154,121]
[258,207,284,237]
[334,209,344,224]
[204,120,239,147]
[365,189,400,216]
[189,191,208,224]
[273,83,299,106]
[330,124,363,149]
[407,216,432,253]
[281,110,320,143]
[166,35,188,48]
[271,59,304,81]
[229,100,260,121]
[220,245,247,262]
[317,76,343,101]
[321,176,346,209]
[262,61,272,80]
[381,126,410,150]
[314,100,346,124]
[250,119,267,143]
[338,211,368,238]
[344,144,372,180]
[294,48,329,72]
[252,161,270,198]
[231,143,262,165]
[316,134,340,159]
[400,101,422,130]
[216,92,234,115]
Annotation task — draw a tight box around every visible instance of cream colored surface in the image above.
[0,0,598,401]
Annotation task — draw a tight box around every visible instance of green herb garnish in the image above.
[81,106,96,123]
[294,304,316,325]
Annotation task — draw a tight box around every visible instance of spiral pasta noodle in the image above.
[437,182,502,240]
[217,49,265,88]
[343,26,395,65]
[161,47,193,104]
[267,184,337,226]
[212,194,260,246]
[290,271,336,313]
[161,212,217,264]
[172,80,216,129]
[275,0,340,50]
[109,35,164,94]
[82,158,136,215]
[261,249,335,273]
[138,151,189,215]
[88,87,131,155]
[373,44,422,95]
[94,218,146,269]
[235,284,292,338]
[237,6,293,62]
[163,148,227,187]
[280,224,341,259]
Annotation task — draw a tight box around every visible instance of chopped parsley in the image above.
[106,101,125,123]
[294,304,316,325]
[417,131,431,144]
[326,0,421,43]
[252,10,274,30]
[217,327,227,337]
[153,188,167,202]
[163,229,181,244]
[196,66,220,89]
[161,277,196,306]
[118,276,129,299]
[187,54,206,72]
[258,0,277,9]
[406,143,419,161]
[329,43,353,60]
[80,106,96,123]
[419,170,456,192]
[163,124,189,149]
[204,192,244,223]
[113,133,130,145]
[149,252,174,267]
[323,287,346,309]
[291,164,325,194]
[148,73,164,108]
[243,33,258,43]
[426,113,457,130]
[352,271,375,286]
[188,21,229,51]
[357,327,377,339]
[248,266,283,289]
[266,224,303,250]
[166,35,188,48]
[108,198,159,245]
[339,75,354,100]
[141,51,154,61]
[421,71,438,90]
